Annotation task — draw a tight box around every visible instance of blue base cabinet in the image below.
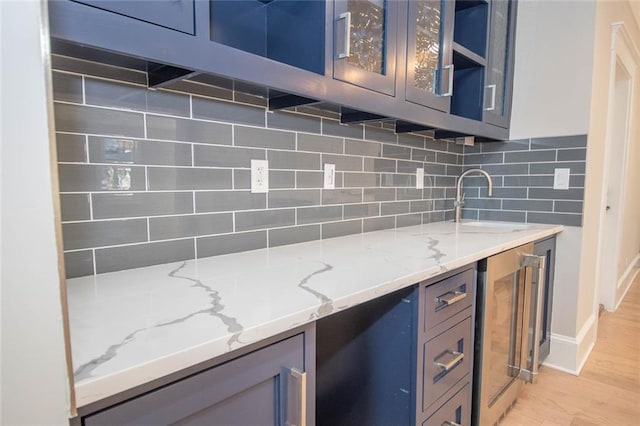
[81,330,315,426]
[316,266,476,426]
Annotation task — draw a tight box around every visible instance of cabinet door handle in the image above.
[286,368,307,426]
[434,350,464,372]
[436,290,466,306]
[337,12,351,59]
[443,421,462,426]
[484,84,497,111]
[441,64,454,97]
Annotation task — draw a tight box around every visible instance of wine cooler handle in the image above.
[520,253,546,383]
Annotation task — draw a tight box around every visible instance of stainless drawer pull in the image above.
[443,421,461,426]
[434,350,464,372]
[436,291,466,306]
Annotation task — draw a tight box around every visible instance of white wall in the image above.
[1,1,71,424]
[510,0,596,140]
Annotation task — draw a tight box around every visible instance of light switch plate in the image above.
[251,159,269,193]
[416,168,424,189]
[553,168,570,190]
[324,163,336,189]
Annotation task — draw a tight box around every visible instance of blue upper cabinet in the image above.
[333,0,398,96]
[49,0,518,140]
[405,0,455,113]
[483,0,517,128]
[72,0,195,34]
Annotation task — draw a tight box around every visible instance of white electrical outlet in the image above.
[416,168,424,189]
[324,163,336,189]
[251,159,269,193]
[553,168,570,190]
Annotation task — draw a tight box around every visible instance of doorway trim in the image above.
[595,21,640,312]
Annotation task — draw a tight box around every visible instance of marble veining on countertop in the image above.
[66,220,562,407]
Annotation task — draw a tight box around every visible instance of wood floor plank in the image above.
[500,270,640,425]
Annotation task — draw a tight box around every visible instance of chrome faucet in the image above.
[454,168,493,222]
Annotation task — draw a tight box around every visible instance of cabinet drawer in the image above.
[423,383,470,426]
[422,317,471,411]
[423,268,474,334]
[72,0,195,34]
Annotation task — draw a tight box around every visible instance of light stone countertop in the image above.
[66,220,563,407]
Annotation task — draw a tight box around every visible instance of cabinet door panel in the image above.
[483,0,516,128]
[84,334,305,426]
[406,0,455,112]
[333,0,398,95]
[72,0,195,34]
[533,236,556,363]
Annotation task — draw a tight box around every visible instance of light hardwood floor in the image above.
[500,271,640,425]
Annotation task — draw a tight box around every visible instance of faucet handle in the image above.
[461,192,466,202]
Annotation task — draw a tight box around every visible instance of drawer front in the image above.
[423,383,470,426]
[422,317,471,411]
[424,268,474,333]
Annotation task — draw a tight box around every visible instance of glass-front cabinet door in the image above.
[333,0,398,95]
[483,0,516,128]
[405,0,454,112]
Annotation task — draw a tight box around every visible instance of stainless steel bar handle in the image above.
[337,12,351,59]
[529,254,546,383]
[436,290,467,306]
[441,64,454,97]
[484,84,497,111]
[287,368,307,426]
[443,421,462,426]
[434,350,464,372]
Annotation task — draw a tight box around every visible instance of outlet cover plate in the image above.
[416,168,424,189]
[553,168,570,190]
[324,163,336,189]
[251,159,269,193]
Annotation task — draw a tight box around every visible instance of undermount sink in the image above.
[459,221,530,230]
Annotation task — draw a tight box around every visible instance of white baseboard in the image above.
[614,253,640,310]
[543,312,597,375]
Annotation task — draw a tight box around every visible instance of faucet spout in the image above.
[454,168,493,222]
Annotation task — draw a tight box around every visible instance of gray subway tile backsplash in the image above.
[197,231,267,258]
[234,209,295,232]
[58,164,146,192]
[92,192,194,219]
[194,144,265,168]
[88,137,192,166]
[297,133,344,154]
[147,114,232,145]
[234,126,295,150]
[52,72,83,103]
[64,250,94,279]
[267,110,322,133]
[462,135,587,227]
[149,213,233,240]
[196,191,266,213]
[147,167,232,190]
[268,190,321,208]
[55,103,144,137]
[55,59,588,279]
[345,139,382,157]
[321,118,363,139]
[322,219,363,239]
[85,78,190,117]
[56,133,87,163]
[60,194,91,222]
[62,219,148,250]
[95,238,195,274]
[192,96,265,127]
[268,225,321,248]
